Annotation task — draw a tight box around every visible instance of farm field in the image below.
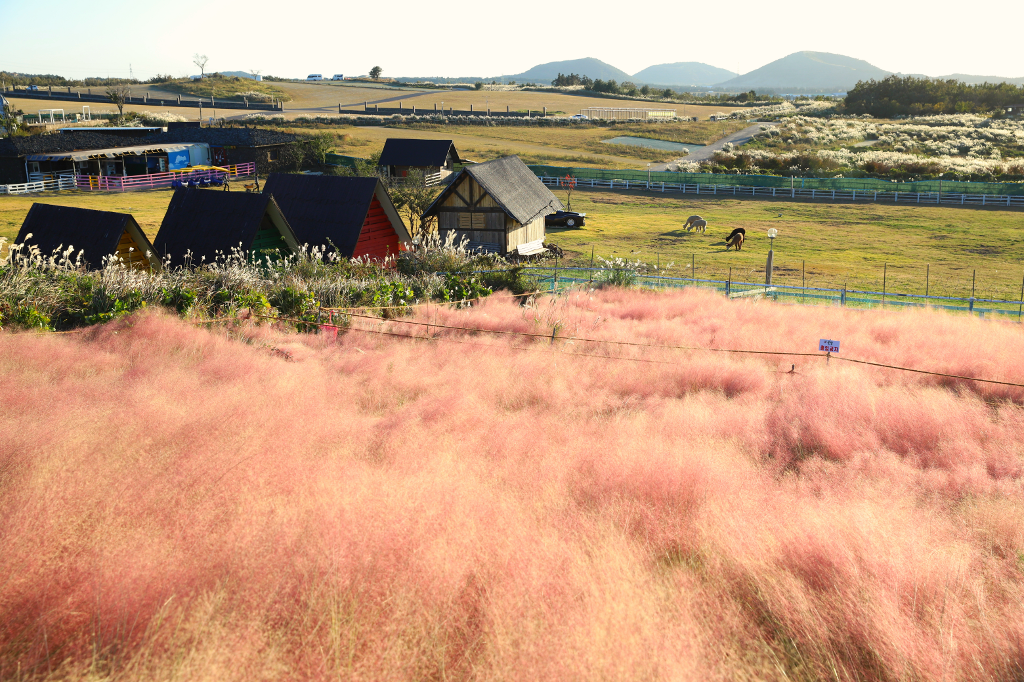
[323,125,654,168]
[3,187,1024,300]
[270,81,730,118]
[3,289,1024,681]
[7,82,732,119]
[548,189,1024,300]
[324,120,751,167]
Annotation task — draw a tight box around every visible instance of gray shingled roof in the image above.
[422,156,563,224]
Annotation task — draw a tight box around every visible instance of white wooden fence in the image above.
[539,177,1024,208]
[0,175,77,195]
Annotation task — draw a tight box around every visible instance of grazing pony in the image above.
[683,215,704,231]
[725,227,745,251]
[689,219,707,233]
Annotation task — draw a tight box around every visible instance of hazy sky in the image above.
[2,0,1021,80]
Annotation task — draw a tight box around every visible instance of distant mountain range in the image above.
[715,52,891,92]
[487,52,1024,92]
[630,62,737,87]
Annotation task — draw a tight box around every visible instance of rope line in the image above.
[337,310,824,357]
[833,356,1024,388]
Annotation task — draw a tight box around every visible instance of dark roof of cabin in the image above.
[423,155,563,224]
[262,174,386,257]
[378,138,461,168]
[14,203,144,269]
[153,188,290,267]
[0,127,298,157]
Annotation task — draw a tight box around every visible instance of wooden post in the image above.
[1018,272,1023,322]
[727,266,732,296]
[590,247,594,285]
[543,107,547,116]
[691,254,695,283]
[802,260,805,303]
[882,263,887,307]
[925,264,929,297]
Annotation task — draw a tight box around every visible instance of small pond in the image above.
[603,136,706,153]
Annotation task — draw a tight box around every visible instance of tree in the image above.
[388,170,442,242]
[369,66,382,80]
[105,84,131,124]
[250,68,261,81]
[193,53,209,78]
[297,131,334,168]
[1,100,21,138]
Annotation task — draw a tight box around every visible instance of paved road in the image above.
[650,122,773,171]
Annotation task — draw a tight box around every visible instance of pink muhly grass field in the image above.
[2,288,1024,681]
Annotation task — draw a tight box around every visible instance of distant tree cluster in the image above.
[0,71,138,88]
[846,75,1024,117]
[550,73,678,99]
[551,73,594,89]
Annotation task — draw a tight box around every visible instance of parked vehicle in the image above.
[26,85,40,91]
[306,74,323,81]
[545,210,586,227]
[331,74,344,81]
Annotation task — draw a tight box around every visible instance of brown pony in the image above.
[725,227,745,251]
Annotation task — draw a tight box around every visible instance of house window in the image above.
[267,149,280,161]
[28,162,41,174]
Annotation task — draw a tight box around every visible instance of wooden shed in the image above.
[262,173,410,261]
[15,203,160,270]
[378,138,463,184]
[421,155,563,255]
[153,188,299,267]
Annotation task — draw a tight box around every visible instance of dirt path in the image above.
[650,122,771,171]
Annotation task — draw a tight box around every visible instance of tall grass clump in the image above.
[0,237,519,331]
[2,288,1024,680]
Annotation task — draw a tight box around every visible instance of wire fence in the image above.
[501,266,1024,320]
[528,165,1024,197]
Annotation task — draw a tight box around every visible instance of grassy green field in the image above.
[546,189,1024,301]
[1,190,172,246]
[4,188,1023,301]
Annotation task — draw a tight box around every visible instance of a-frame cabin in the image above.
[262,174,410,261]
[15,203,161,270]
[421,156,563,255]
[153,188,299,267]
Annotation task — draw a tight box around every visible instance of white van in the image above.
[306,74,323,81]
[331,74,344,81]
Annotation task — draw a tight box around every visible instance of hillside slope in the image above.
[716,51,892,91]
[632,61,736,86]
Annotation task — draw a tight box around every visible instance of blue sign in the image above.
[168,150,190,170]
